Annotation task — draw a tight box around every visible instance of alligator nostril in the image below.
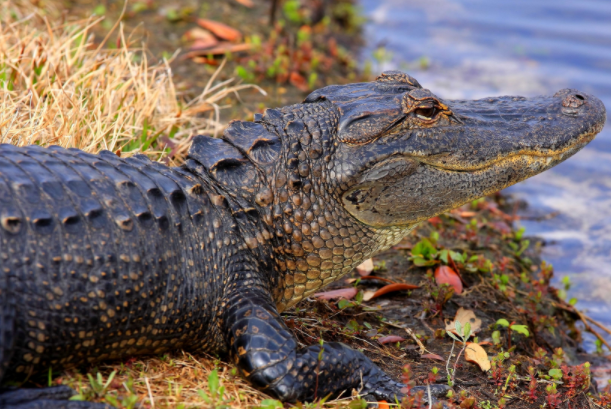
[562,93,586,108]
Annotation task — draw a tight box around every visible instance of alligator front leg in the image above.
[222,287,449,404]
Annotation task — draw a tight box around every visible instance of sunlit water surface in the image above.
[360,0,611,355]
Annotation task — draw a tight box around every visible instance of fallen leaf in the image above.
[378,335,406,344]
[464,342,491,371]
[346,276,396,285]
[196,18,242,42]
[356,259,373,276]
[189,38,219,51]
[183,42,252,59]
[362,283,419,301]
[435,265,463,294]
[377,401,389,409]
[445,307,482,336]
[428,216,442,225]
[421,353,445,361]
[233,0,254,7]
[183,27,217,43]
[459,211,476,218]
[190,57,220,66]
[289,71,309,92]
[313,287,357,300]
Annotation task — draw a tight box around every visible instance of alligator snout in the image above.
[551,88,607,123]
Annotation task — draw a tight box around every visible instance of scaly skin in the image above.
[0,71,606,408]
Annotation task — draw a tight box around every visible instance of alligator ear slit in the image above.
[211,158,247,171]
[248,138,275,152]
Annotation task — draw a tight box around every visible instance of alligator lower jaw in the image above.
[416,125,601,173]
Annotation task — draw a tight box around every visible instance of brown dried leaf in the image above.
[356,258,373,276]
[445,307,482,336]
[196,18,242,42]
[362,283,419,302]
[183,27,217,43]
[464,342,491,371]
[313,287,357,300]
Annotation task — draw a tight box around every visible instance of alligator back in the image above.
[0,145,235,380]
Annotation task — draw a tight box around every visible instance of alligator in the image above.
[0,71,606,409]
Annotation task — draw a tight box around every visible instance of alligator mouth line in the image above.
[415,126,601,173]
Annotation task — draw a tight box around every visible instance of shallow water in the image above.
[360,0,611,350]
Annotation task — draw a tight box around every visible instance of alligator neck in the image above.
[185,102,413,312]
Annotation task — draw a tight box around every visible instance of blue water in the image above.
[360,0,611,354]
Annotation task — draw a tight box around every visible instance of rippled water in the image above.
[360,0,611,349]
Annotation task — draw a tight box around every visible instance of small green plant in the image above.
[337,290,363,310]
[508,226,530,256]
[445,320,472,386]
[256,399,284,409]
[495,319,529,349]
[197,368,233,408]
[410,236,439,266]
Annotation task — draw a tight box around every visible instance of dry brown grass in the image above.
[0,0,262,165]
[60,351,275,409]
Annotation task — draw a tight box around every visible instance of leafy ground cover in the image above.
[1,1,610,408]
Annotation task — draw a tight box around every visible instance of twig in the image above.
[576,310,611,351]
[145,376,155,409]
[452,344,467,386]
[405,327,428,355]
[445,339,455,384]
[427,384,432,409]
[419,317,436,335]
[584,315,611,337]
[553,301,611,351]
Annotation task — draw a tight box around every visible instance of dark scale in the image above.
[0,72,606,408]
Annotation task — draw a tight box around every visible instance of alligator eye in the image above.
[414,107,438,119]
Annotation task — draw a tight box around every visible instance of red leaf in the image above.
[233,0,254,7]
[183,42,252,60]
[313,287,357,300]
[289,72,309,92]
[428,216,442,226]
[378,335,406,344]
[422,353,445,361]
[435,265,463,294]
[196,18,242,42]
[362,283,419,301]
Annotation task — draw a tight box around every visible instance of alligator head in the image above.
[305,71,606,228]
[188,71,606,310]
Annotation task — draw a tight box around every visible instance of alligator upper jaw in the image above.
[400,88,607,172]
[416,119,603,173]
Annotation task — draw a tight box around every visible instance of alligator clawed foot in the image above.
[0,386,113,409]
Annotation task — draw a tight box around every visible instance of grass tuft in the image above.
[0,0,262,165]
